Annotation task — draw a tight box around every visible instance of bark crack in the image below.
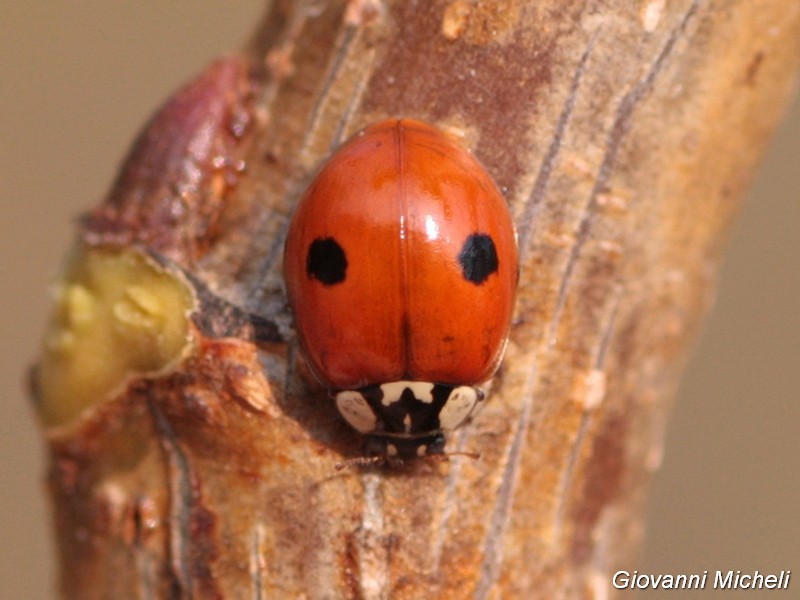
[553,291,621,539]
[431,428,468,571]
[250,524,266,600]
[251,5,316,281]
[331,55,376,149]
[147,395,195,597]
[358,474,389,599]
[304,25,360,143]
[548,0,701,347]
[474,366,537,600]
[517,32,598,257]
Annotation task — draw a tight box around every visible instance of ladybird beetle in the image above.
[284,119,518,461]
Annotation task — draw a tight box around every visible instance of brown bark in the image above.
[33,1,800,598]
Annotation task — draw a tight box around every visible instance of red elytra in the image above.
[284,119,518,394]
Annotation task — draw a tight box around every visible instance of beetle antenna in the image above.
[335,455,386,471]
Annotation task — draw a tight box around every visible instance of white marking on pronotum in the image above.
[335,391,377,433]
[403,413,412,432]
[438,386,480,430]
[379,380,434,405]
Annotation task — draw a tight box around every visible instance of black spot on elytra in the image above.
[307,237,347,285]
[458,233,498,284]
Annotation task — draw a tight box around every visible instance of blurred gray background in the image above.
[1,4,797,598]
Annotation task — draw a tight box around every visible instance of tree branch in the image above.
[33,1,800,598]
